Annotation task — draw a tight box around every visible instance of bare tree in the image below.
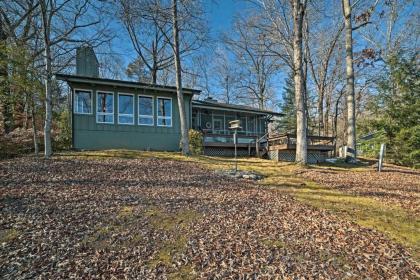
[38,0,111,158]
[171,0,189,155]
[212,47,240,104]
[224,15,280,109]
[117,0,174,84]
[342,0,356,158]
[146,0,206,155]
[292,0,308,164]
[306,2,344,136]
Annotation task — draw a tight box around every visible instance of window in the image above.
[213,115,224,133]
[138,96,154,126]
[157,97,172,127]
[248,116,256,134]
[118,93,134,124]
[96,91,114,124]
[74,89,92,114]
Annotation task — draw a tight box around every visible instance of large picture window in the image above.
[157,97,172,127]
[138,96,154,126]
[118,93,134,125]
[96,91,114,124]
[74,89,92,114]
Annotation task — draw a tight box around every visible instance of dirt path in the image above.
[1,157,418,279]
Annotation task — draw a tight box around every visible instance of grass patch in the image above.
[261,238,286,249]
[145,206,200,277]
[60,150,420,260]
[83,205,140,250]
[0,229,19,243]
[144,206,200,231]
[147,236,188,267]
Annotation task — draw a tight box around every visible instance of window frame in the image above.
[156,96,173,127]
[96,90,114,124]
[138,94,154,126]
[73,88,93,115]
[117,92,135,125]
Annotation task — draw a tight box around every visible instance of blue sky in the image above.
[107,0,246,77]
[206,0,245,35]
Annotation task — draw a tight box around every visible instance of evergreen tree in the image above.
[361,53,420,167]
[278,72,296,133]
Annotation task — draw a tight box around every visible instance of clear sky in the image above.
[206,0,246,36]
[107,0,247,74]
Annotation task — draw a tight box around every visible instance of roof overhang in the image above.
[55,73,201,95]
[192,101,284,117]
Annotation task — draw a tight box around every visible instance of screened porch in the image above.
[191,108,268,147]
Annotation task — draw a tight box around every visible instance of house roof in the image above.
[55,73,201,95]
[192,99,283,116]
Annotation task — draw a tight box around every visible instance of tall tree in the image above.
[172,0,189,155]
[292,0,308,164]
[0,0,39,134]
[38,0,110,158]
[278,71,296,133]
[224,15,280,109]
[342,0,356,158]
[212,47,240,104]
[117,0,174,84]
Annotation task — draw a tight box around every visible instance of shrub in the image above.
[54,110,71,150]
[188,129,203,155]
[393,125,420,167]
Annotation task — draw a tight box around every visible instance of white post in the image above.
[378,143,386,172]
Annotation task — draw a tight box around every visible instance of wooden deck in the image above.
[202,132,335,158]
[203,133,261,148]
[267,134,335,152]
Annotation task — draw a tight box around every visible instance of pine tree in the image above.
[278,72,296,133]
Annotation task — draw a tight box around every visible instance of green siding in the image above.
[71,83,192,151]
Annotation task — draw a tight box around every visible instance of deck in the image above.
[267,134,335,152]
[202,132,335,160]
[202,133,264,156]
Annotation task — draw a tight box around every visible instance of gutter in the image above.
[55,73,200,95]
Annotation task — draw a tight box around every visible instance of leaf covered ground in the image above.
[297,164,420,215]
[1,155,419,279]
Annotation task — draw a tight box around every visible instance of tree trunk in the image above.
[40,0,52,158]
[31,94,39,156]
[43,46,53,158]
[324,91,331,136]
[0,18,13,135]
[172,0,190,155]
[317,86,324,136]
[24,92,29,129]
[342,0,356,157]
[151,68,157,84]
[292,0,307,164]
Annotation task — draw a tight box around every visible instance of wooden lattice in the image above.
[268,150,328,163]
[204,147,252,157]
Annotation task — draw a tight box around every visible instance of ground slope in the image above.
[1,156,419,279]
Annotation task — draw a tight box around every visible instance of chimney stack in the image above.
[76,44,99,78]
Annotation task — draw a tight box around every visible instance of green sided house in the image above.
[58,46,334,162]
[57,46,281,154]
[57,73,198,151]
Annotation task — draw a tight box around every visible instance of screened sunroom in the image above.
[191,99,282,155]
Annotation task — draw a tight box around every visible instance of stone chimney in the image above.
[76,44,99,77]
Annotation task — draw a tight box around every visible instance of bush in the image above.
[188,129,203,155]
[54,110,71,150]
[393,125,420,167]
